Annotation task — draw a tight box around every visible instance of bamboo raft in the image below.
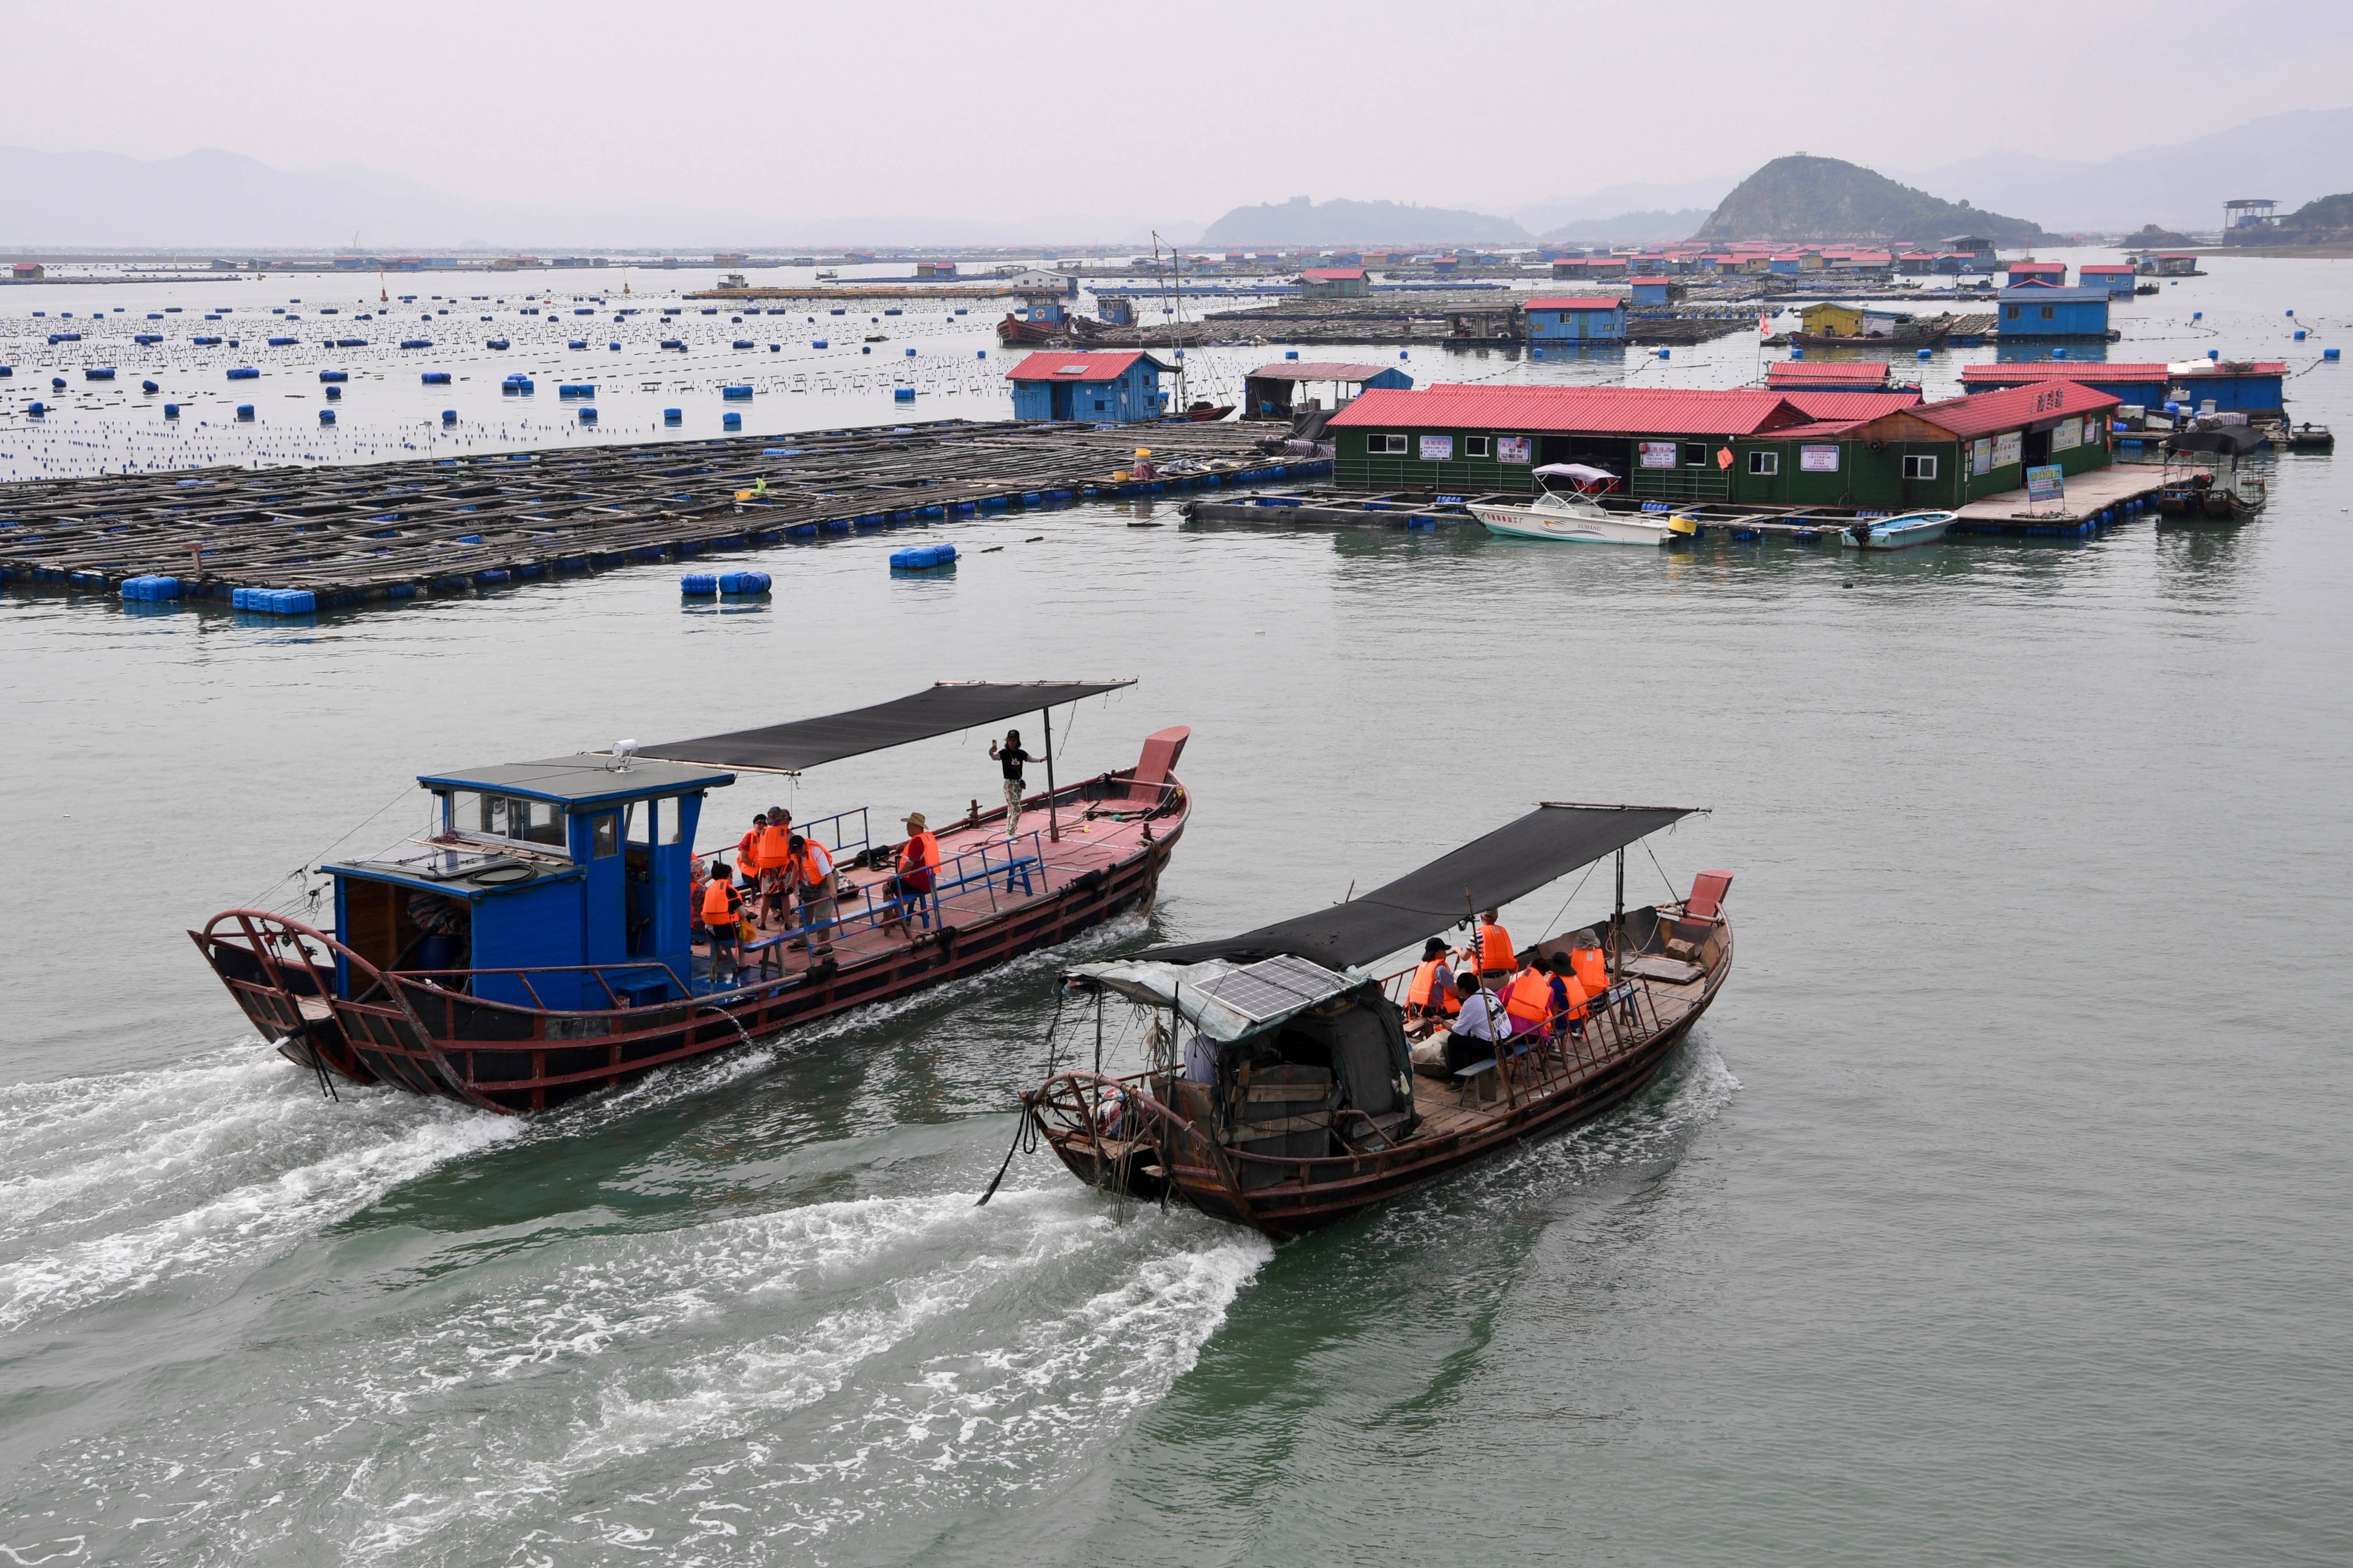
[0,420,1326,611]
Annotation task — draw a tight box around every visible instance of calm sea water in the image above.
[3,255,2350,1566]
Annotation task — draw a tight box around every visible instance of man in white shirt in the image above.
[1412,973,1505,1076]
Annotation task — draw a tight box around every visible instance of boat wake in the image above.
[0,1045,517,1335]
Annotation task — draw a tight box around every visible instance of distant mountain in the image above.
[1693,156,2047,245]
[1901,107,2353,233]
[1199,196,1528,247]
[1541,208,1713,245]
[1511,177,1738,236]
[2123,222,2195,247]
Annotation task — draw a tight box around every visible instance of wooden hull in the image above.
[1032,911,1730,1240]
[196,778,1189,1114]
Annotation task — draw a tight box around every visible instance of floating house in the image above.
[1523,295,1627,344]
[1001,268,1078,295]
[1240,360,1413,421]
[10,261,42,280]
[1997,286,2111,339]
[1961,359,2286,417]
[1628,275,1674,306]
[1004,350,1171,422]
[1767,359,1893,391]
[1944,235,1996,267]
[2078,263,2137,295]
[2004,260,2067,288]
[1325,381,2104,510]
[1298,266,1370,299]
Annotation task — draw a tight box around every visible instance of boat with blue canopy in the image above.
[193,681,1191,1112]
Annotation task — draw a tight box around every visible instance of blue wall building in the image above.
[1997,286,2111,338]
[1006,350,1171,421]
[1524,296,1627,343]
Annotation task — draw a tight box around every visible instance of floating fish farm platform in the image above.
[0,419,1326,612]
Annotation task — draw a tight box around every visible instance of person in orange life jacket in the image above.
[1546,952,1587,1040]
[700,863,743,984]
[1568,939,1608,998]
[1405,938,1457,1023]
[882,812,939,936]
[789,834,838,957]
[1474,908,1517,988]
[1502,962,1556,1038]
[756,806,795,928]
[988,729,1043,838]
[734,811,766,884]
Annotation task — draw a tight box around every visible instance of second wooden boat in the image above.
[1009,803,1730,1239]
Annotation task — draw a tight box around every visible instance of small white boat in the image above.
[1840,509,1958,550]
[1470,464,1677,546]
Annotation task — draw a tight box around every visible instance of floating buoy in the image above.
[718,570,770,595]
[579,406,598,422]
[2052,347,2069,359]
[442,409,457,423]
[664,407,682,422]
[236,404,255,420]
[1917,348,1931,360]
[890,542,956,570]
[421,371,451,384]
[722,411,741,429]
[163,402,179,418]
[680,573,718,595]
[319,408,336,424]
[2325,348,2341,361]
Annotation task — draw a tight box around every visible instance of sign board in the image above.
[1496,436,1531,464]
[1800,444,1841,472]
[2025,463,2065,503]
[1991,431,2023,470]
[2050,416,2082,453]
[1638,440,1677,468]
[1970,438,1993,476]
[1418,435,1453,462]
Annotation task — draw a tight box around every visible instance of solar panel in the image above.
[1195,954,1350,1023]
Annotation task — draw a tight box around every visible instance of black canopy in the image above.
[2167,426,2266,456]
[1141,802,1697,970]
[641,680,1133,774]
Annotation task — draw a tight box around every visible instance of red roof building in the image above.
[1300,267,1367,281]
[1003,350,1163,383]
[1524,295,1626,311]
[1767,360,1892,389]
[1899,381,2121,440]
[1329,384,1808,437]
[1778,390,1925,421]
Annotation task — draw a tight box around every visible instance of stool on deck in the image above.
[1453,1057,1500,1107]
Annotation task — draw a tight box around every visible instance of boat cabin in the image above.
[322,753,734,1010]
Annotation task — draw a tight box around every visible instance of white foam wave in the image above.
[0,1046,517,1333]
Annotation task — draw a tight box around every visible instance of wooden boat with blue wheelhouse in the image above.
[1011,803,1731,1240]
[193,681,1190,1113]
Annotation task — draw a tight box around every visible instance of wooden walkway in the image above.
[0,419,1324,612]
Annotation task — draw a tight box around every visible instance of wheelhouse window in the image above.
[445,790,569,852]
[1747,450,1779,476]
[1903,454,1938,479]
[592,813,619,857]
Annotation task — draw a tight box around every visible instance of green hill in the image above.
[2280,191,2353,230]
[1691,156,2047,245]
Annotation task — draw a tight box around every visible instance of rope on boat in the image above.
[1642,838,1683,902]
[979,984,1067,1207]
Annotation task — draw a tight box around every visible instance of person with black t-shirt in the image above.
[988,728,1044,838]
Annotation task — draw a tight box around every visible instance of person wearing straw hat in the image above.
[1129,446,1157,480]
[882,812,940,936]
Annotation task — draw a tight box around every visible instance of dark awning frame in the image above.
[1140,801,1704,971]
[640,680,1135,775]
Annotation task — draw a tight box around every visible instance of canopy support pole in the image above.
[1611,846,1626,978]
[1042,706,1061,843]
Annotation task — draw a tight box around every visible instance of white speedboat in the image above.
[1470,463,1677,546]
[1840,510,1958,550]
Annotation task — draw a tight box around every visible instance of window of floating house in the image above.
[2041,305,2055,321]
[1903,454,1938,480]
[1748,450,1779,475]
[1683,442,1708,466]
[1367,433,1407,454]
[1465,435,1491,457]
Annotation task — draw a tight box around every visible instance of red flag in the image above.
[1758,311,1772,335]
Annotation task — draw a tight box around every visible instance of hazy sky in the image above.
[7,0,2351,223]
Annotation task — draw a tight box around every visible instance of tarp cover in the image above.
[642,680,1133,773]
[1140,803,1695,970]
[2166,426,2266,456]
[1534,462,1618,484]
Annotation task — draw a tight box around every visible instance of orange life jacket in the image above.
[903,830,938,874]
[1504,967,1553,1027]
[701,879,740,926]
[798,840,834,888]
[1408,959,1443,1008]
[1558,972,1592,1022]
[1570,947,1608,996]
[737,828,762,869]
[757,823,792,872]
[1477,922,1516,972]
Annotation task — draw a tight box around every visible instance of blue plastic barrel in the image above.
[163,403,178,418]
[2208,349,2219,360]
[236,404,255,420]
[142,379,159,394]
[319,369,347,382]
[2327,348,2342,361]
[889,543,957,570]
[723,411,741,429]
[2295,329,2307,341]
[1917,348,1931,360]
[722,385,752,399]
[718,570,771,595]
[441,409,457,423]
[1285,350,1299,359]
[2052,348,2069,359]
[681,573,718,595]
[664,407,682,423]
[1790,347,1804,359]
[894,387,916,401]
[319,408,336,424]
[421,371,451,384]
[227,366,260,380]
[120,575,183,601]
[326,385,341,400]
[579,406,597,422]
[26,401,44,416]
